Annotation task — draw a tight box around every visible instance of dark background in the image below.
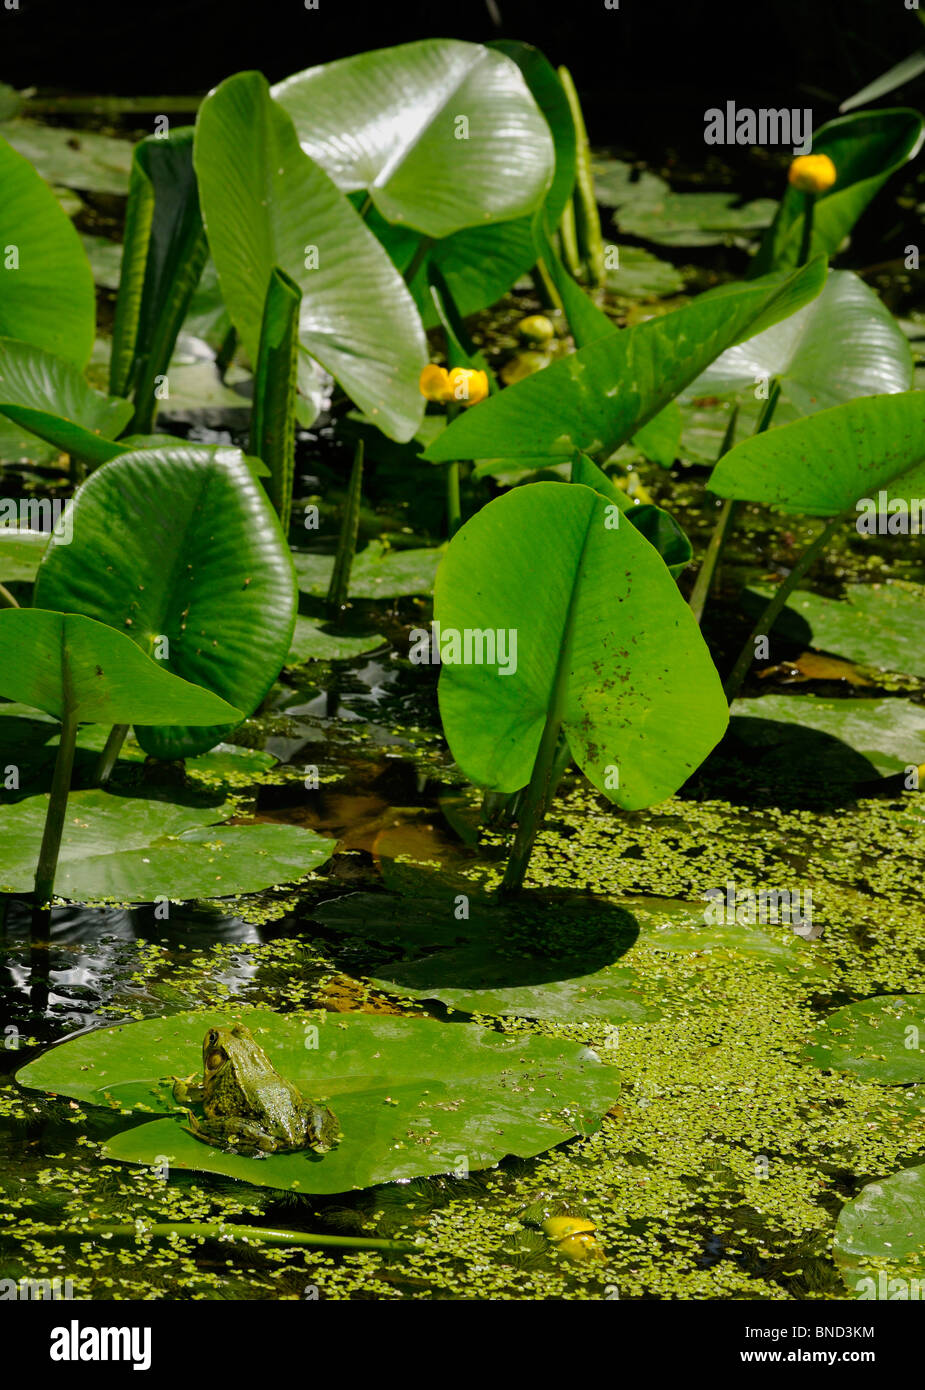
[0,0,920,157]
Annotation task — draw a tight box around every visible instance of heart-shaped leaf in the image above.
[272,40,554,238]
[433,482,728,804]
[708,390,925,516]
[0,131,95,365]
[804,994,925,1083]
[16,1009,619,1193]
[689,270,913,414]
[752,108,925,274]
[0,790,333,900]
[194,71,427,443]
[33,446,296,758]
[0,337,132,464]
[424,259,826,462]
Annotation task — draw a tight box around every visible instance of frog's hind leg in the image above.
[185,1114,278,1157]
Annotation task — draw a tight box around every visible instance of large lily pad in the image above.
[15,1009,619,1193]
[615,190,777,248]
[288,615,384,665]
[0,790,335,900]
[0,118,132,195]
[834,1164,925,1294]
[804,995,925,1083]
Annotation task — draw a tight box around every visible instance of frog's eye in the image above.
[207,1030,218,1046]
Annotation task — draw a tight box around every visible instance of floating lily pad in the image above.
[0,789,334,901]
[603,244,685,299]
[615,191,777,248]
[629,896,826,974]
[16,1009,619,1193]
[746,583,925,683]
[834,1164,925,1294]
[314,890,658,1022]
[292,541,442,600]
[0,118,132,194]
[592,158,669,208]
[288,615,385,665]
[804,995,925,1083]
[731,695,925,779]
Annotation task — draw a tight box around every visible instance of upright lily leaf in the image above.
[0,337,132,465]
[434,482,728,804]
[571,453,691,578]
[752,108,925,275]
[109,128,209,431]
[195,71,427,442]
[709,390,925,516]
[368,41,575,327]
[250,267,301,533]
[424,259,826,463]
[689,270,914,413]
[0,608,240,727]
[17,1010,619,1194]
[34,446,297,758]
[0,132,95,365]
[272,40,554,237]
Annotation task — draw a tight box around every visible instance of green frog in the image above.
[172,1024,340,1156]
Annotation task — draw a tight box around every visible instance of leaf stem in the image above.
[0,582,20,609]
[326,439,363,618]
[798,191,816,268]
[20,1221,419,1254]
[445,462,462,537]
[403,235,434,287]
[32,706,78,935]
[95,724,129,785]
[723,510,849,702]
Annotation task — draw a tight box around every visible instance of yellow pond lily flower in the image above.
[418,364,489,407]
[788,153,836,195]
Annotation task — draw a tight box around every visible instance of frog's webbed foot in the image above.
[171,1075,204,1106]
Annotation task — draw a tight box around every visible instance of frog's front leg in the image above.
[172,1074,205,1106]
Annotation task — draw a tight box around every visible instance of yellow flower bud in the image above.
[419,364,450,402]
[788,154,836,195]
[446,367,489,406]
[517,314,556,344]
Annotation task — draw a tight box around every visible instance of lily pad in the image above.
[731,695,925,779]
[615,191,777,248]
[745,583,925,682]
[314,890,658,1022]
[629,896,826,975]
[0,118,132,194]
[804,995,925,1083]
[0,527,48,581]
[604,244,685,299]
[292,541,442,600]
[288,615,385,664]
[835,1164,925,1294]
[0,789,335,901]
[15,1009,620,1193]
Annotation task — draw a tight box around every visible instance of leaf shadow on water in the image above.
[694,717,887,813]
[311,880,659,1023]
